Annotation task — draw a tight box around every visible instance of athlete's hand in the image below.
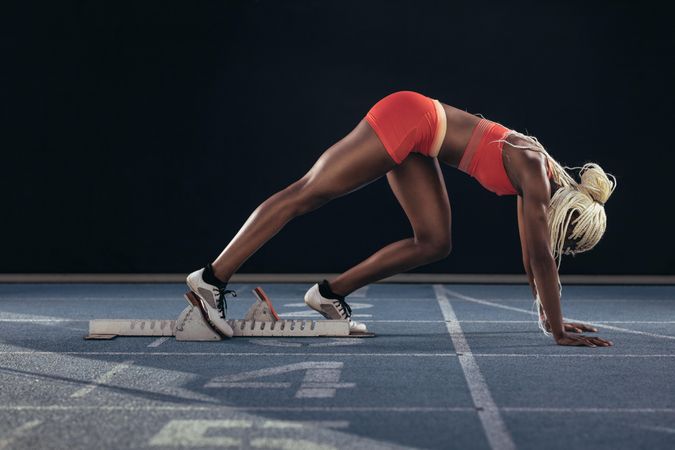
[555,332,613,347]
[544,319,598,334]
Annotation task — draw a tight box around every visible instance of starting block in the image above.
[86,286,373,340]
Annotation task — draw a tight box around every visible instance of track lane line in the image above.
[434,284,516,450]
[147,337,170,348]
[70,360,133,398]
[0,405,674,413]
[0,405,473,412]
[1,351,675,357]
[0,352,458,357]
[4,318,675,324]
[0,420,41,450]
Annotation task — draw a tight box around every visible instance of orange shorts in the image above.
[365,91,447,164]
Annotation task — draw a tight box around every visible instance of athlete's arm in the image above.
[517,195,548,325]
[519,195,600,334]
[519,153,611,347]
[516,196,538,300]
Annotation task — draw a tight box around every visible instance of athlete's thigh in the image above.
[299,118,398,199]
[386,153,452,244]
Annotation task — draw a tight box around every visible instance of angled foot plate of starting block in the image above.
[86,286,372,340]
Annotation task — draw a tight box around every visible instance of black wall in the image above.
[4,1,674,274]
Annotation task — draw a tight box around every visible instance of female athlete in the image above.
[185,90,616,347]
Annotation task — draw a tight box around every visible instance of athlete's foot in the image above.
[186,267,236,337]
[304,279,368,334]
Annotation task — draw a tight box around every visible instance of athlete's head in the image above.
[547,163,616,264]
[499,130,617,267]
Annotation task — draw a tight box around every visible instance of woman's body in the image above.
[187,91,613,347]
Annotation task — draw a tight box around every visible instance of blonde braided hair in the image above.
[493,129,617,335]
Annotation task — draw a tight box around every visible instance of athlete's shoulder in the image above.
[505,138,548,178]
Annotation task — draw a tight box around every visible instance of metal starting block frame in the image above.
[86,286,371,340]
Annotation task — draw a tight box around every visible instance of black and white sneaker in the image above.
[304,279,368,334]
[186,268,236,337]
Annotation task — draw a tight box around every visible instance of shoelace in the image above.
[332,297,352,318]
[213,287,237,319]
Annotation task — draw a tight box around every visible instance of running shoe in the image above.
[186,268,236,337]
[304,280,368,334]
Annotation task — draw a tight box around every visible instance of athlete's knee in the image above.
[416,235,452,261]
[284,178,334,215]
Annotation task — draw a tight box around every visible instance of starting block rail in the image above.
[87,318,350,339]
[85,286,372,340]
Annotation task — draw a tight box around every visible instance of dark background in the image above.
[3,0,674,274]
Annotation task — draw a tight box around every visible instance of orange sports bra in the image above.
[458,119,552,196]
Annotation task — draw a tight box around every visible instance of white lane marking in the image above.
[0,420,41,450]
[147,337,170,347]
[248,338,363,348]
[1,405,675,413]
[0,352,458,357]
[360,320,675,324]
[149,419,346,449]
[204,382,292,389]
[473,353,675,358]
[248,339,303,348]
[3,351,675,358]
[1,295,673,303]
[0,297,198,301]
[434,285,516,450]
[0,318,77,322]
[636,425,675,434]
[364,319,463,323]
[295,363,354,399]
[305,339,364,347]
[0,405,473,412]
[537,320,675,324]
[501,407,675,413]
[261,420,349,429]
[282,302,373,309]
[279,312,372,318]
[250,438,336,450]
[5,352,675,360]
[149,420,240,447]
[280,302,373,318]
[70,360,133,398]
[205,362,355,398]
[4,318,675,324]
[445,289,535,315]
[444,288,675,341]
[439,298,675,303]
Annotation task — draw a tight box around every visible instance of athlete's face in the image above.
[562,211,581,254]
[563,234,579,253]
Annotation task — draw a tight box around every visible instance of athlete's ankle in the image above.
[319,279,346,299]
[202,263,228,288]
